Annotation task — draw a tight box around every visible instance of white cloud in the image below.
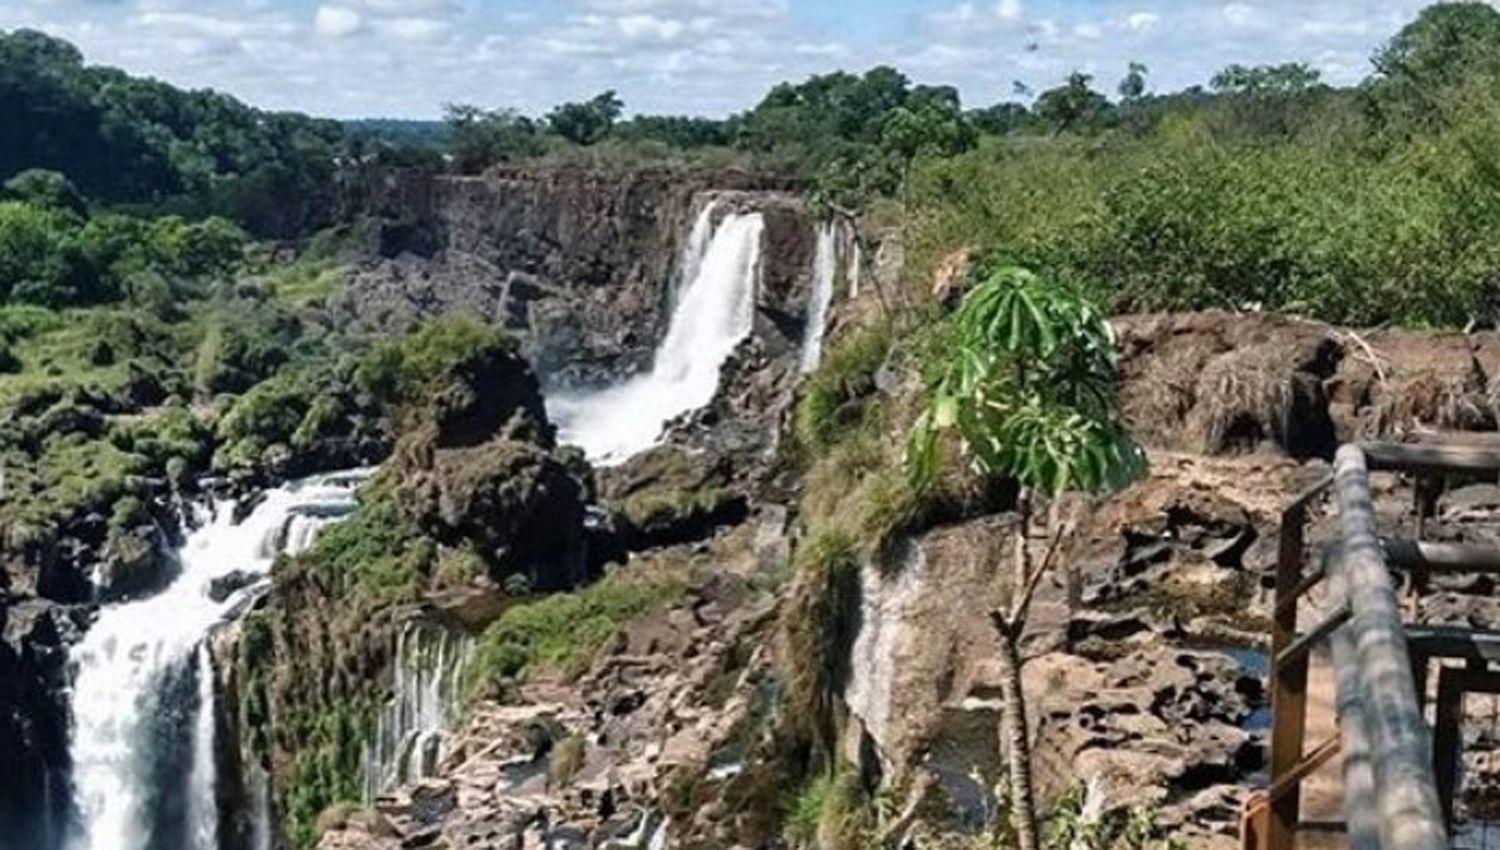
[1127,11,1159,32]
[1222,3,1261,28]
[996,0,1022,21]
[616,13,684,40]
[314,5,362,37]
[378,15,448,41]
[1073,22,1103,40]
[359,0,460,14]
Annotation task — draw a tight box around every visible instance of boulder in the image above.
[598,445,747,550]
[396,440,588,591]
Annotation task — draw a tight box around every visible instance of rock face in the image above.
[0,598,77,849]
[337,167,811,390]
[1116,311,1500,458]
[316,523,786,850]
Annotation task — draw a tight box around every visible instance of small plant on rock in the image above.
[908,266,1144,850]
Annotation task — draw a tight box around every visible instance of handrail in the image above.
[1330,444,1446,850]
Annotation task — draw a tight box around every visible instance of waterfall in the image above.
[362,623,473,801]
[670,200,718,314]
[548,209,765,465]
[799,221,839,374]
[66,470,366,850]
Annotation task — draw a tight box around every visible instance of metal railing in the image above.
[1259,440,1500,850]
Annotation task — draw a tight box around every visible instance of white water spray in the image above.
[66,470,366,850]
[548,209,765,464]
[799,222,839,374]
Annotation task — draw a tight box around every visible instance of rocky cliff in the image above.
[311,301,1500,850]
[336,167,814,389]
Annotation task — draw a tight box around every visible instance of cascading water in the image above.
[362,623,473,800]
[66,470,366,850]
[548,208,765,464]
[799,221,839,374]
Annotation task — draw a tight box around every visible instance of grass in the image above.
[469,557,693,685]
[794,319,894,454]
[266,261,346,307]
[782,769,874,850]
[904,125,1500,328]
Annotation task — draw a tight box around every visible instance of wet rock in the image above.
[208,570,261,603]
[93,527,173,603]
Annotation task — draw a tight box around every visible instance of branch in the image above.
[1007,512,1077,628]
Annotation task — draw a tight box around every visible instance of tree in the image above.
[1118,61,1149,103]
[1034,72,1110,135]
[880,94,977,166]
[1209,62,1321,96]
[1365,1,1500,133]
[445,104,545,172]
[3,169,86,216]
[546,90,624,146]
[969,102,1033,136]
[908,267,1144,850]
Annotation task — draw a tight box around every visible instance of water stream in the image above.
[799,221,839,374]
[66,470,366,850]
[362,623,474,801]
[548,206,766,465]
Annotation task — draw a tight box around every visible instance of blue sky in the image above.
[0,0,1450,119]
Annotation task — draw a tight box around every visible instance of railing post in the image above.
[1269,497,1310,850]
[1333,445,1447,850]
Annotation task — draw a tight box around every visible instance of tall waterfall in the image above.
[548,207,765,464]
[799,221,839,374]
[66,470,365,850]
[362,623,473,800]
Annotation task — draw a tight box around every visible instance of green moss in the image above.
[794,321,893,453]
[782,769,873,850]
[549,734,587,785]
[470,562,690,685]
[294,486,431,600]
[280,696,378,849]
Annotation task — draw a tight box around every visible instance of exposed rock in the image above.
[396,440,588,590]
[93,526,173,603]
[1116,312,1500,458]
[338,167,808,390]
[598,445,747,550]
[315,524,784,850]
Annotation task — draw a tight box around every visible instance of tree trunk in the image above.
[994,619,1041,850]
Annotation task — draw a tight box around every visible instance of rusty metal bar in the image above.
[1382,538,1500,574]
[1362,441,1500,475]
[1332,444,1447,850]
[1274,605,1352,673]
[1269,492,1313,850]
[1268,734,1342,804]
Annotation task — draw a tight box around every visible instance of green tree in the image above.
[3,169,86,216]
[444,104,546,173]
[1365,1,1500,133]
[1034,72,1110,135]
[880,88,977,167]
[546,90,624,146]
[1118,61,1149,102]
[908,267,1144,850]
[1209,62,1321,96]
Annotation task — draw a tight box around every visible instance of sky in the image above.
[0,0,1460,120]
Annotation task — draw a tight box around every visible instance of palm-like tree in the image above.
[909,266,1144,850]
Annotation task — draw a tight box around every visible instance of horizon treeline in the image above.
[9,3,1500,325]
